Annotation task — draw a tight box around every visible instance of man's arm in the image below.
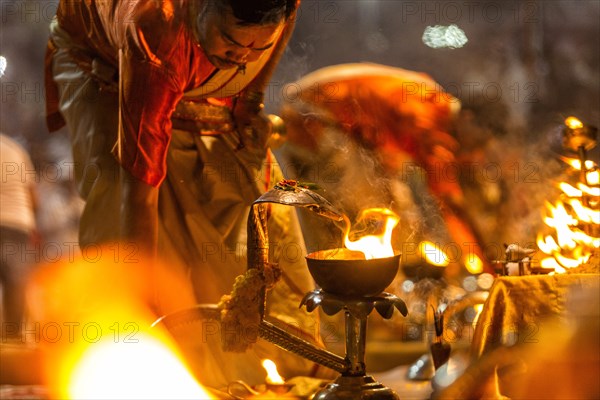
[120,167,159,259]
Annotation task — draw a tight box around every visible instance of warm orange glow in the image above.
[261,359,285,384]
[343,208,400,259]
[27,249,207,399]
[565,116,584,129]
[464,253,484,274]
[418,241,449,267]
[68,334,213,400]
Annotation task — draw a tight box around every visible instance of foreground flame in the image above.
[28,251,213,399]
[261,359,285,384]
[343,208,400,259]
[418,241,449,267]
[69,334,212,399]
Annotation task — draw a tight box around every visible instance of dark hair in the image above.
[213,0,297,25]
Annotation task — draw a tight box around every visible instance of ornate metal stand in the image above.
[301,290,407,400]
[154,183,410,399]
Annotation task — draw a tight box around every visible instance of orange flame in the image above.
[565,116,584,129]
[261,359,285,384]
[464,253,484,274]
[537,153,599,272]
[28,250,212,399]
[560,157,595,171]
[343,208,400,259]
[68,333,213,399]
[418,241,449,267]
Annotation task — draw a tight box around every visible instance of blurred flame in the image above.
[68,334,213,400]
[28,249,207,399]
[261,359,285,384]
[464,253,484,274]
[587,170,599,185]
[559,182,582,197]
[418,241,449,267]
[577,183,600,197]
[537,152,599,273]
[343,208,400,259]
[565,116,584,129]
[560,157,595,171]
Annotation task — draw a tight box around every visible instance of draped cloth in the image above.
[470,274,599,359]
[434,274,600,399]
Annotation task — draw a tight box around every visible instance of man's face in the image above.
[196,5,285,70]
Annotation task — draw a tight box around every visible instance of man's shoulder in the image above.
[127,0,187,56]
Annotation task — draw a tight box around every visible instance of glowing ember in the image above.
[343,208,400,259]
[419,241,449,267]
[261,359,285,384]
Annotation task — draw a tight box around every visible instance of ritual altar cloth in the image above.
[471,273,599,359]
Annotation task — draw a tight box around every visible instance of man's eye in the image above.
[222,35,238,46]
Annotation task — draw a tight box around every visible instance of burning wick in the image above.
[261,359,285,385]
[261,359,294,395]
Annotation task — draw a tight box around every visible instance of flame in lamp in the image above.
[28,250,213,400]
[419,241,450,267]
[344,208,400,259]
[261,359,285,385]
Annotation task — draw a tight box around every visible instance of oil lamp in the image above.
[155,182,409,399]
[563,116,597,186]
[535,117,599,273]
[303,249,406,400]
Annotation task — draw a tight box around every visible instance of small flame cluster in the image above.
[536,117,599,273]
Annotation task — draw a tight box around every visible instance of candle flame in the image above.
[343,208,400,259]
[261,359,285,384]
[565,116,584,129]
